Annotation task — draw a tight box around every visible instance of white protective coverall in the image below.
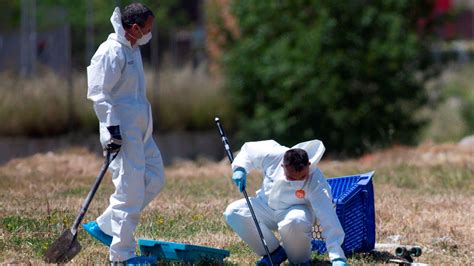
[224,140,346,263]
[87,8,165,261]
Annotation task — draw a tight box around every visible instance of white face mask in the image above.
[137,32,152,45]
[136,27,152,46]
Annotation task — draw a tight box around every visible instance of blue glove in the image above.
[105,125,122,153]
[332,258,349,266]
[232,167,246,192]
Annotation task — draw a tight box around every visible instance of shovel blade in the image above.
[43,229,82,263]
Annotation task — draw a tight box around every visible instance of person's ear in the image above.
[131,24,139,32]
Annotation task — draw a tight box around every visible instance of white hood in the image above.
[291,140,325,168]
[109,7,132,48]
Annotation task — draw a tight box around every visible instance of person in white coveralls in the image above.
[82,3,165,264]
[224,139,348,266]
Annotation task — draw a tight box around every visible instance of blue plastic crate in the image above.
[138,239,230,263]
[312,171,376,255]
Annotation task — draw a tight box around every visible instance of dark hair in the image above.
[283,148,309,171]
[121,3,154,29]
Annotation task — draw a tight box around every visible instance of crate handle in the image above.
[357,178,370,186]
[357,171,374,186]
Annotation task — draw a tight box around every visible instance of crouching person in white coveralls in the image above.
[224,140,348,266]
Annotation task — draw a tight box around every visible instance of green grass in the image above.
[138,210,231,239]
[60,184,114,197]
[1,214,64,258]
[2,215,45,233]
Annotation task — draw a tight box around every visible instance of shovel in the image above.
[43,151,118,263]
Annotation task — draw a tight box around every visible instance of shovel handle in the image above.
[215,117,274,266]
[70,151,118,235]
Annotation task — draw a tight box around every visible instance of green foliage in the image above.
[223,0,440,155]
[0,2,21,31]
[13,0,189,31]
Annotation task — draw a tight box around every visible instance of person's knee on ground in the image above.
[224,200,280,256]
[279,216,313,264]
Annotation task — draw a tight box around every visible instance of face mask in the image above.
[136,27,152,45]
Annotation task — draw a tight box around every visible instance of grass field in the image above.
[0,142,472,264]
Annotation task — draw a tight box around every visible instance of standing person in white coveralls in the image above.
[224,140,349,266]
[82,3,165,264]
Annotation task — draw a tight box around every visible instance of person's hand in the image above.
[232,167,246,192]
[104,125,122,153]
[332,258,349,266]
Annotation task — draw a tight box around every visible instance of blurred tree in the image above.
[1,0,192,68]
[0,2,21,31]
[218,0,442,155]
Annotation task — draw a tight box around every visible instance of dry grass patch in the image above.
[0,143,472,264]
[373,185,473,264]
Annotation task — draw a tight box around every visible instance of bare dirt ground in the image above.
[0,142,472,264]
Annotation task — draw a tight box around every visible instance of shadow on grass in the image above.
[156,261,236,266]
[312,260,331,265]
[349,250,401,264]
